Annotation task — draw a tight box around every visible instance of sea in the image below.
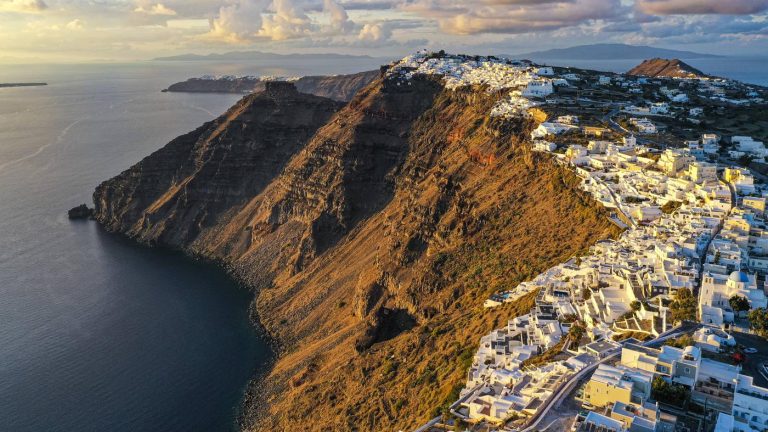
[0,54,764,432]
[0,57,385,432]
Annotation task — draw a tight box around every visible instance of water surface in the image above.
[0,60,391,432]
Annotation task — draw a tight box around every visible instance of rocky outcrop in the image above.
[163,70,379,102]
[68,204,93,219]
[627,58,707,79]
[93,71,620,431]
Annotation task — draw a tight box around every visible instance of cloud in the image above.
[0,0,47,13]
[357,22,391,42]
[203,0,268,43]
[636,0,768,15]
[402,0,627,35]
[65,19,84,30]
[257,0,315,40]
[325,0,354,33]
[134,3,177,16]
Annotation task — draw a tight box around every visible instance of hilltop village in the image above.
[390,52,768,432]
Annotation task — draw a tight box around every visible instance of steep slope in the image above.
[627,58,707,79]
[164,70,379,102]
[292,70,380,102]
[94,73,620,431]
[95,81,342,247]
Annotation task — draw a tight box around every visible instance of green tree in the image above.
[630,300,642,311]
[748,308,768,337]
[730,295,750,315]
[669,288,697,324]
[582,287,592,300]
[738,154,755,167]
[568,323,587,346]
[663,334,694,349]
[652,376,690,407]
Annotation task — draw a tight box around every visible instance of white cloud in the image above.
[65,19,84,30]
[357,22,391,42]
[0,0,47,13]
[325,0,354,33]
[203,0,268,43]
[134,3,177,16]
[257,0,315,40]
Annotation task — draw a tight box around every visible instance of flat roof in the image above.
[587,340,618,353]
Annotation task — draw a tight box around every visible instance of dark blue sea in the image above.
[0,57,383,432]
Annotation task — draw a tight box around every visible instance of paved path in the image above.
[518,324,697,432]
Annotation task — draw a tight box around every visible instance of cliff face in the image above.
[94,75,620,431]
[164,70,379,102]
[627,58,707,79]
[95,81,342,247]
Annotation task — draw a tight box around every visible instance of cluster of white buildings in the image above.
[727,136,768,163]
[387,51,564,119]
[463,125,768,426]
[383,52,768,430]
[574,342,768,432]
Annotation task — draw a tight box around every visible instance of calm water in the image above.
[533,56,768,86]
[0,58,384,432]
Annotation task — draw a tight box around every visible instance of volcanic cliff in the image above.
[94,70,620,430]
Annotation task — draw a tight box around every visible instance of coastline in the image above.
[99,228,281,431]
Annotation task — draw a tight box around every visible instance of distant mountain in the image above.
[153,50,382,62]
[627,58,708,79]
[512,44,720,60]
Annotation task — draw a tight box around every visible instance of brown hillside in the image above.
[94,73,621,431]
[627,58,707,79]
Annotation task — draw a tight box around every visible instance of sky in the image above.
[0,0,767,63]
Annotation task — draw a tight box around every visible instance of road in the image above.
[731,330,768,388]
[601,107,662,149]
[518,323,699,432]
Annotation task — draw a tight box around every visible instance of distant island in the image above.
[512,43,720,60]
[0,82,47,88]
[162,70,379,102]
[153,50,384,62]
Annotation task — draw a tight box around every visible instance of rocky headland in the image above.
[163,70,379,102]
[92,59,619,431]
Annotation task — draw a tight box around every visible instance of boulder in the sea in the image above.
[68,204,93,220]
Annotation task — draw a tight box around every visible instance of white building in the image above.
[557,115,579,125]
[688,161,718,184]
[659,149,695,176]
[630,117,657,134]
[522,79,554,98]
[651,102,670,115]
[531,122,577,138]
[731,375,768,432]
[700,271,767,326]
